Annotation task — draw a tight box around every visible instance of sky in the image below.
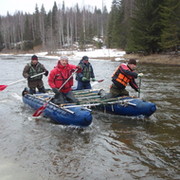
[0,0,112,16]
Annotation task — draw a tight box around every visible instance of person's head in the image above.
[82,56,89,64]
[31,55,38,65]
[128,59,137,70]
[59,56,68,66]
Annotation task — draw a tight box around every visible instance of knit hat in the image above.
[31,55,38,60]
[82,56,89,61]
[60,56,68,61]
[128,59,136,65]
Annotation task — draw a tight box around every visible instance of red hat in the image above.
[31,55,38,60]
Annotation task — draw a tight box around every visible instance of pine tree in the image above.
[106,0,121,48]
[0,17,4,51]
[23,14,33,41]
[23,14,33,50]
[127,0,163,54]
[33,4,42,46]
[159,0,180,51]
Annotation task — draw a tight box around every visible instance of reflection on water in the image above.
[0,55,179,180]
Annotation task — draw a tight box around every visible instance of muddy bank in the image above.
[122,53,180,66]
[92,53,180,66]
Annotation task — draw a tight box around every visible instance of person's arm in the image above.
[22,65,30,78]
[76,64,84,80]
[69,64,82,73]
[90,65,95,79]
[40,63,49,76]
[129,79,139,92]
[48,70,56,89]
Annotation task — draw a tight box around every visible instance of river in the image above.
[0,54,179,180]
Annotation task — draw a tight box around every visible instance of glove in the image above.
[92,78,96,81]
[71,66,81,72]
[44,71,49,76]
[76,66,81,70]
[82,77,88,81]
[138,73,144,77]
[52,88,59,94]
[27,75,32,81]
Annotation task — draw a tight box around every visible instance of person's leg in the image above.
[53,92,65,104]
[38,86,46,93]
[65,91,78,103]
[37,80,46,93]
[110,84,129,97]
[76,81,84,90]
[84,82,91,89]
[120,89,129,96]
[28,81,36,94]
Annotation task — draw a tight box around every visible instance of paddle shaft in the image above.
[138,77,142,98]
[0,72,46,91]
[33,68,78,117]
[8,72,45,86]
[58,68,78,92]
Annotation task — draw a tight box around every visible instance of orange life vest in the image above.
[116,73,131,86]
[112,65,133,87]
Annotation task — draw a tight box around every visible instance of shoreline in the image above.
[90,53,180,66]
[0,50,180,66]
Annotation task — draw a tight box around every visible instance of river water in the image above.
[0,55,179,180]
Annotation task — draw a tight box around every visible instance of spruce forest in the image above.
[0,0,179,54]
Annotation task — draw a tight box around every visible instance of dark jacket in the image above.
[76,60,95,82]
[23,62,47,81]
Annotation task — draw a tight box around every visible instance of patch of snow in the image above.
[114,57,125,61]
[1,48,126,60]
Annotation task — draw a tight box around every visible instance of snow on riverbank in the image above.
[1,48,179,65]
[36,48,126,61]
[0,48,126,61]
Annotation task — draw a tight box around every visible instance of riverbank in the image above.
[91,51,180,65]
[1,48,180,65]
[122,53,180,66]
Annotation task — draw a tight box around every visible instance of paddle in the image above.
[91,79,104,87]
[33,68,78,117]
[138,76,142,98]
[0,72,45,92]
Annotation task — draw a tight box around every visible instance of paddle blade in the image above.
[0,85,8,91]
[32,103,48,117]
[91,79,104,87]
[97,79,104,83]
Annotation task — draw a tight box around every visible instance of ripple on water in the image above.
[0,57,179,179]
